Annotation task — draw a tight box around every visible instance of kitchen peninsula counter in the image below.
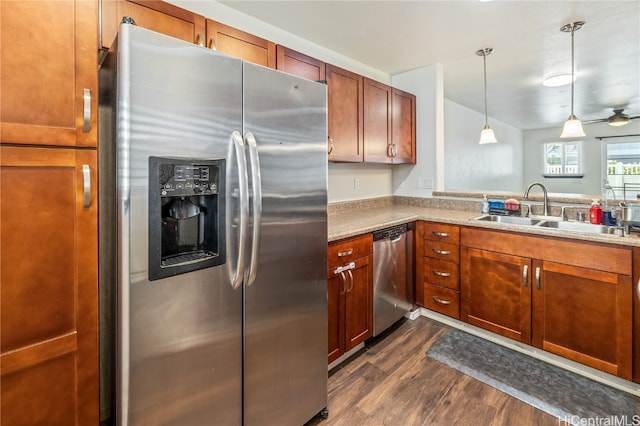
[328,196,640,247]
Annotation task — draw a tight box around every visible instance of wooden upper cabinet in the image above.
[1,0,97,147]
[363,78,392,163]
[392,88,416,164]
[101,0,206,49]
[206,19,275,68]
[276,46,326,81]
[326,64,364,162]
[1,146,98,425]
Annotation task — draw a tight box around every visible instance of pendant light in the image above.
[476,48,497,144]
[560,21,586,138]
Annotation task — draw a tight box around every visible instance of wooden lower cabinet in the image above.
[532,260,632,378]
[461,247,532,343]
[460,227,633,380]
[0,146,99,424]
[416,221,461,318]
[328,235,373,364]
[634,247,640,383]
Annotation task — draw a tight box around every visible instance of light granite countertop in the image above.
[328,199,640,248]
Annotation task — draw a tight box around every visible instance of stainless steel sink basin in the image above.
[536,220,618,234]
[473,214,621,235]
[474,215,542,226]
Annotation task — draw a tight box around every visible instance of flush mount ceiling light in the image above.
[608,108,630,126]
[542,73,574,87]
[560,21,586,138]
[476,48,497,144]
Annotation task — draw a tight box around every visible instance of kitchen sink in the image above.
[536,220,618,234]
[474,215,542,226]
[474,214,621,235]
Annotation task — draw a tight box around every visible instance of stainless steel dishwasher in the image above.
[372,223,414,336]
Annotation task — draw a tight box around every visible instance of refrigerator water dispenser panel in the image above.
[148,157,226,281]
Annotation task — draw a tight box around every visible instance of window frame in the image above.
[542,141,584,178]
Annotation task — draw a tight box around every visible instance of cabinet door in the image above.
[461,247,532,343]
[326,64,364,162]
[532,261,632,380]
[101,0,206,49]
[1,0,97,147]
[344,256,373,351]
[328,270,346,364]
[634,247,640,383]
[391,88,416,164]
[363,78,392,163]
[276,46,325,81]
[206,19,275,68]
[1,146,98,425]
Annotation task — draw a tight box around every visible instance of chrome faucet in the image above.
[523,182,549,216]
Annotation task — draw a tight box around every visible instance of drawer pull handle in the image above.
[432,296,451,306]
[432,249,450,255]
[346,269,354,292]
[337,249,353,257]
[432,231,449,237]
[535,266,541,289]
[339,272,347,295]
[637,277,640,303]
[432,270,451,278]
[522,265,528,287]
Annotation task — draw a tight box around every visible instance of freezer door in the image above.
[242,62,328,425]
[115,24,243,426]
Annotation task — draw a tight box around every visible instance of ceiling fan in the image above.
[583,108,640,127]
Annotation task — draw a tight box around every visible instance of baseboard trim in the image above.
[420,308,640,397]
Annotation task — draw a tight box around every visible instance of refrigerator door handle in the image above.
[229,130,249,290]
[245,132,263,286]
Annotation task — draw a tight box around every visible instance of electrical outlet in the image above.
[424,177,434,189]
[354,177,360,189]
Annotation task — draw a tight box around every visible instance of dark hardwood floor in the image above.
[308,316,560,426]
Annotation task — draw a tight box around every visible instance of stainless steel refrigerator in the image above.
[99,22,328,425]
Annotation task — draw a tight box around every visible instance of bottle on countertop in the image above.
[589,199,602,224]
[481,194,489,214]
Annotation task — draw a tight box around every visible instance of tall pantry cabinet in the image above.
[0,1,99,425]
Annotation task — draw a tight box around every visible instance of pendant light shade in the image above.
[560,21,586,138]
[476,48,497,144]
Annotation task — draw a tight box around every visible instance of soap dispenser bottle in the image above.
[589,199,602,224]
[481,194,489,214]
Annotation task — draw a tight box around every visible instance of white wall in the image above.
[522,120,640,196]
[444,100,524,192]
[391,64,443,198]
[166,0,389,83]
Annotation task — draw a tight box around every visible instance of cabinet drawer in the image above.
[424,258,459,290]
[424,240,459,264]
[423,222,459,244]
[328,234,373,268]
[423,283,460,319]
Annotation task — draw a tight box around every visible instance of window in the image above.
[543,141,583,177]
[604,141,640,200]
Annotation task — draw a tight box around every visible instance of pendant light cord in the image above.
[483,52,489,126]
[570,24,575,117]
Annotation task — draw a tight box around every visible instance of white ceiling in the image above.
[220,0,640,130]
